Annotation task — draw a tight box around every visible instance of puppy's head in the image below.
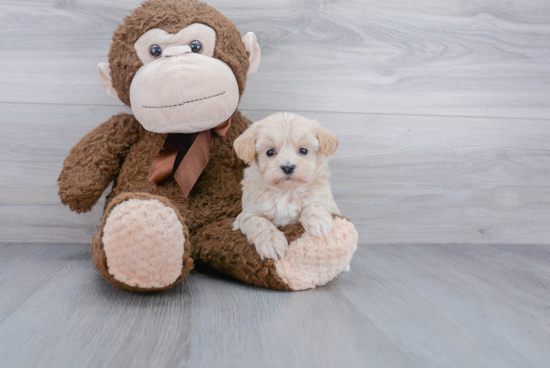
[234,112,338,190]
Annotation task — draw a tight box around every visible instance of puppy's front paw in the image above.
[301,210,334,237]
[254,228,288,260]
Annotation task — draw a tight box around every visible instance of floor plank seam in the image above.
[335,281,423,367]
[0,258,74,326]
[2,101,550,122]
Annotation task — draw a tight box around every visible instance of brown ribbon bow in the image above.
[148,118,231,197]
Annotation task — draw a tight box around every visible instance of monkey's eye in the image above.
[266,149,276,157]
[149,44,162,58]
[189,40,203,53]
[299,148,308,155]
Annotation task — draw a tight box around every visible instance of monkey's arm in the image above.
[58,113,143,213]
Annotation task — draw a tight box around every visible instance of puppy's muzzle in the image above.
[281,165,295,175]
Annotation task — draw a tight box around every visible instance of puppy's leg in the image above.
[234,213,288,260]
[300,204,334,237]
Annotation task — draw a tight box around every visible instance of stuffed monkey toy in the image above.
[58,0,358,292]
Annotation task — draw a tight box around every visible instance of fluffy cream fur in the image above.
[102,198,185,288]
[233,112,341,260]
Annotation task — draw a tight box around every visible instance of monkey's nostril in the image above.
[281,165,295,175]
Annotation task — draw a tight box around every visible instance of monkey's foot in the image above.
[100,195,191,290]
[274,217,358,290]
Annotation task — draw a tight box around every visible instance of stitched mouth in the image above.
[143,91,226,109]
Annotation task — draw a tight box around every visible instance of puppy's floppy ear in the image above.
[317,126,338,156]
[234,125,257,163]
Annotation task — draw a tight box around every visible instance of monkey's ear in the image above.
[234,125,257,163]
[97,63,121,101]
[318,127,338,156]
[242,32,261,76]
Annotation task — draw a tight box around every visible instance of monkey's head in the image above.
[98,0,260,134]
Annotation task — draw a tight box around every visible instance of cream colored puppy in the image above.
[232,112,340,260]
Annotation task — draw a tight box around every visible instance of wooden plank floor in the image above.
[0,243,549,368]
[1,1,550,367]
[2,0,550,118]
[1,0,550,244]
[3,104,550,244]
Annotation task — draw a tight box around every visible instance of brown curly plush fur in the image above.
[58,0,297,291]
[58,114,142,214]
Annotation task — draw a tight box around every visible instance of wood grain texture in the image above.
[0,243,76,324]
[0,1,549,242]
[2,103,550,244]
[339,244,550,368]
[0,243,548,368]
[0,0,549,118]
[2,1,550,366]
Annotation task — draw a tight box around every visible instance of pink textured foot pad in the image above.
[274,218,358,290]
[102,198,185,289]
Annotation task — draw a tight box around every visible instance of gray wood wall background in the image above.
[1,0,549,245]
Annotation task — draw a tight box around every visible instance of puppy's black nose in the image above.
[281,165,295,175]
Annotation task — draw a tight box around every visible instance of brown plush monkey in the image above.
[58,0,357,292]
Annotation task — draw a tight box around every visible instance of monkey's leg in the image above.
[191,216,358,291]
[91,192,193,292]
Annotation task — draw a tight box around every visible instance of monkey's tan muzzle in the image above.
[129,52,239,135]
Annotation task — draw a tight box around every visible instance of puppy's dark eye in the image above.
[299,148,308,155]
[266,149,276,157]
[149,44,162,58]
[189,40,203,53]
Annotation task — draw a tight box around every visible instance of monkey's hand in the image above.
[300,205,334,237]
[58,114,142,213]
